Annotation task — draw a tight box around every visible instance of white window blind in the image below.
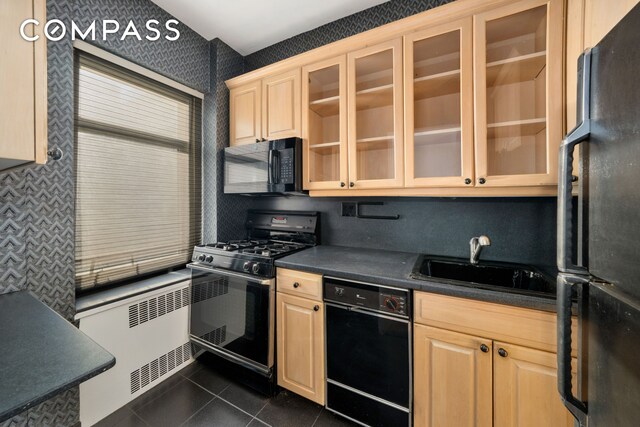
[75,52,201,291]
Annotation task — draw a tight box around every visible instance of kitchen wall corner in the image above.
[202,39,252,243]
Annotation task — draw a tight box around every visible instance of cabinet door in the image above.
[0,0,47,170]
[493,342,575,427]
[276,292,325,405]
[230,81,261,146]
[414,325,492,427]
[474,0,563,187]
[302,56,348,190]
[404,18,474,188]
[347,38,404,189]
[262,68,301,140]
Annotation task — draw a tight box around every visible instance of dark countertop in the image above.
[0,291,115,423]
[275,245,559,312]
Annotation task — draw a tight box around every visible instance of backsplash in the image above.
[250,196,557,268]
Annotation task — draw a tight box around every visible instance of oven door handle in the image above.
[188,263,274,286]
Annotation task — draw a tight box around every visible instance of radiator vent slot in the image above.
[200,325,227,345]
[130,342,192,395]
[191,277,229,304]
[128,286,190,328]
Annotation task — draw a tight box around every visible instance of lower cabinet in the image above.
[414,325,493,427]
[276,291,325,404]
[493,342,575,427]
[414,292,576,427]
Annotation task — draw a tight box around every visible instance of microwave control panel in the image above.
[280,148,294,183]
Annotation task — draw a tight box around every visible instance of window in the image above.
[74,51,201,291]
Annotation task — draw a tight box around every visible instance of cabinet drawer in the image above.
[414,292,577,356]
[277,268,322,301]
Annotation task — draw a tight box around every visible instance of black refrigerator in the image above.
[557,4,640,427]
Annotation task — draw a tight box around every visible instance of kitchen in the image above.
[0,0,639,426]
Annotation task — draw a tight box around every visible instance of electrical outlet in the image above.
[341,202,357,217]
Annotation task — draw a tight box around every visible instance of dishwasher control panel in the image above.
[324,277,410,318]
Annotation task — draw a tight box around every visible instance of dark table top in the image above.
[0,291,115,422]
[275,245,559,312]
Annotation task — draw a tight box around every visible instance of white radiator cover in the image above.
[76,280,193,427]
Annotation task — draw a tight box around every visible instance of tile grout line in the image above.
[184,375,228,397]
[251,401,273,427]
[310,407,323,427]
[178,395,217,427]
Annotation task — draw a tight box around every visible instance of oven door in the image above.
[188,264,275,376]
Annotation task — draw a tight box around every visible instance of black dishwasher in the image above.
[324,277,411,427]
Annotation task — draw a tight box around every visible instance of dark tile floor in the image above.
[94,358,357,427]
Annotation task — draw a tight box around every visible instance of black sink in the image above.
[410,255,556,297]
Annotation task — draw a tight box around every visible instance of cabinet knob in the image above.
[498,348,508,358]
[313,305,320,311]
[293,282,300,288]
[479,178,486,185]
[340,182,346,188]
[255,139,260,143]
[464,178,472,185]
[480,344,489,353]
[261,138,267,142]
[349,182,355,188]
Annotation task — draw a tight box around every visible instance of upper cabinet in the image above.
[348,38,404,189]
[0,0,47,171]
[474,0,563,187]
[302,56,348,190]
[262,69,301,140]
[229,68,301,146]
[404,18,474,188]
[230,81,262,146]
[227,0,568,196]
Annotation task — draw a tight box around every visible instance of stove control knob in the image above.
[384,297,399,312]
[334,287,344,297]
[252,263,261,275]
[205,256,213,263]
[198,254,206,262]
[243,262,252,272]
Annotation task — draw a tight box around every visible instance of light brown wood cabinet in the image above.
[414,292,576,427]
[228,0,569,196]
[0,0,47,171]
[276,269,325,404]
[229,69,301,146]
[301,38,404,190]
[473,0,564,187]
[493,342,575,427]
[414,325,492,427]
[404,18,474,188]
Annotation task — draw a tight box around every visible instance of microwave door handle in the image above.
[557,274,588,425]
[267,150,274,185]
[269,150,280,184]
[558,49,592,274]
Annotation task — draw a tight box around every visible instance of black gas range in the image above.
[187,211,319,391]
[190,210,320,278]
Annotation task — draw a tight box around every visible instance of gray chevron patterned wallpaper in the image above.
[0,0,221,425]
[244,0,454,71]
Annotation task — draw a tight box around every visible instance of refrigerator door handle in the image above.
[558,49,592,274]
[557,273,588,425]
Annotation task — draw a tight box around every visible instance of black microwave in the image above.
[224,137,305,195]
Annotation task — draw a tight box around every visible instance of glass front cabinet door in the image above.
[347,38,404,189]
[302,56,348,190]
[474,0,563,187]
[404,18,474,188]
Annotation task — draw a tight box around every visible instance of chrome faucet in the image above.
[469,235,491,264]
